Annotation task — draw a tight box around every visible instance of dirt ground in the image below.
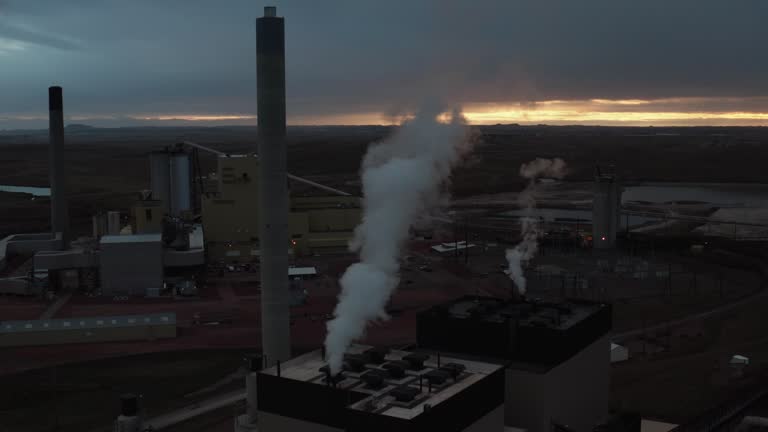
[0,349,251,432]
[611,291,768,423]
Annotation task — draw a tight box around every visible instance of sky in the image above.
[1,0,768,128]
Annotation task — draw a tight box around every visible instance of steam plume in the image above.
[324,102,473,374]
[505,158,567,295]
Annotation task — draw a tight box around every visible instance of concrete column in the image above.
[48,86,69,248]
[256,5,291,365]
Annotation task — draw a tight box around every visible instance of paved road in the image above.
[144,389,246,430]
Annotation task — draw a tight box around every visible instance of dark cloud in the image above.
[0,0,767,127]
[0,21,80,50]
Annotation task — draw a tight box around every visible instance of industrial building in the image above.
[131,199,164,234]
[231,294,613,432]
[99,234,163,296]
[0,86,206,298]
[201,152,361,262]
[592,166,623,249]
[31,225,205,297]
[0,313,176,347]
[248,344,506,432]
[418,296,613,432]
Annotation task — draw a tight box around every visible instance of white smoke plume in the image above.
[519,157,567,180]
[324,102,473,374]
[505,158,567,295]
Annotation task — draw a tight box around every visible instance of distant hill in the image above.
[65,123,95,131]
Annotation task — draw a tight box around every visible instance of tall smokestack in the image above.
[256,6,290,365]
[48,86,69,248]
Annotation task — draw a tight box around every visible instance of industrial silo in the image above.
[170,151,192,215]
[149,151,171,215]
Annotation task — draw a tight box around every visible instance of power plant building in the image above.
[99,234,164,296]
[0,313,176,347]
[132,199,164,234]
[253,344,506,432]
[202,153,361,262]
[418,296,613,432]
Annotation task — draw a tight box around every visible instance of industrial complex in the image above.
[3,5,768,432]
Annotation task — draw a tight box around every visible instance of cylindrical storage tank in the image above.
[149,151,171,215]
[170,152,192,216]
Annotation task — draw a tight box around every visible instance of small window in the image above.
[63,322,71,327]
[145,208,153,222]
[25,324,33,329]
[96,320,104,325]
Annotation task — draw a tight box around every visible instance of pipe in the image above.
[181,140,224,156]
[287,174,351,196]
[181,140,351,196]
[257,5,291,365]
[48,86,69,248]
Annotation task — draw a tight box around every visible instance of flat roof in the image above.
[0,312,176,334]
[101,233,162,244]
[288,267,317,276]
[260,344,503,421]
[431,243,476,253]
[445,296,605,331]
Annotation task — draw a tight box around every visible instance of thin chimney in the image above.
[48,86,69,248]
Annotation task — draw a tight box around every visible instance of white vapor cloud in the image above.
[324,101,474,374]
[505,158,567,295]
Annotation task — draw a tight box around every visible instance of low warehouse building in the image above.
[0,313,176,347]
[100,234,163,296]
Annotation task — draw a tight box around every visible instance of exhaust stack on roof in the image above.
[48,86,69,248]
[256,6,290,366]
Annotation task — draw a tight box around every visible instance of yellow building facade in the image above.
[132,199,164,234]
[202,154,361,263]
